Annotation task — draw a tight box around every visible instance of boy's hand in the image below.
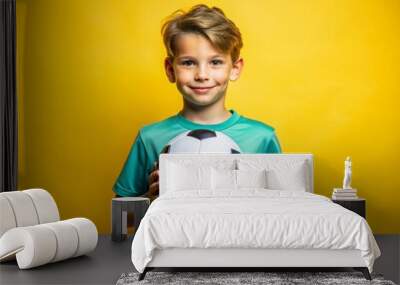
[146,161,159,199]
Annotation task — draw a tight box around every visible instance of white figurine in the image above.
[342,156,352,189]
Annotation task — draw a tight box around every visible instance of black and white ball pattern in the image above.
[161,129,241,154]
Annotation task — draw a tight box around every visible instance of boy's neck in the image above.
[179,105,232,125]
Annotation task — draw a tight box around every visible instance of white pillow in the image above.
[167,162,212,191]
[237,169,267,188]
[238,159,308,191]
[211,168,268,190]
[266,164,307,191]
[211,168,236,190]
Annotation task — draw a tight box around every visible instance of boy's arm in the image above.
[113,131,150,197]
[265,132,282,153]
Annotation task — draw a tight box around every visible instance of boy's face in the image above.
[164,33,243,108]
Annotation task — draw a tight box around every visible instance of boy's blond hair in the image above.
[161,4,243,63]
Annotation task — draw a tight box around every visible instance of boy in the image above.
[113,4,281,199]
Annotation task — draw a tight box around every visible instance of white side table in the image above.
[111,197,150,242]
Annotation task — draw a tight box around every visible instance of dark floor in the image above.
[0,235,398,285]
[374,234,400,284]
[0,235,135,285]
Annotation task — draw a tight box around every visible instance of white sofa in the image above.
[0,189,98,269]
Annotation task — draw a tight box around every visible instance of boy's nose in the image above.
[194,65,209,81]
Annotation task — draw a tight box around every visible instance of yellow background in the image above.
[16,0,400,234]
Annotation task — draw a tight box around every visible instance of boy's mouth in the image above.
[189,86,215,94]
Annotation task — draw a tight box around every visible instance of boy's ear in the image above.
[164,57,176,83]
[229,58,244,81]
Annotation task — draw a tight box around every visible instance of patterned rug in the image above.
[116,271,396,285]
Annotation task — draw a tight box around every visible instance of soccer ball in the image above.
[161,129,241,154]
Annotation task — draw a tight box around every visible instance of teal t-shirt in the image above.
[113,109,282,197]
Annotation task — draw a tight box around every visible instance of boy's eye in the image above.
[211,59,223,65]
[181,60,194,66]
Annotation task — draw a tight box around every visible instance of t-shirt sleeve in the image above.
[265,132,282,153]
[113,131,150,197]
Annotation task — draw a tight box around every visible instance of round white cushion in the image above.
[64,218,98,257]
[0,191,39,228]
[0,196,17,237]
[23,189,60,224]
[41,221,79,262]
[0,225,57,268]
